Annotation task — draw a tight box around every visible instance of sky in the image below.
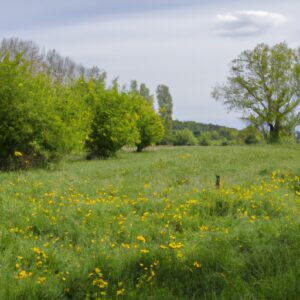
[1,0,299,129]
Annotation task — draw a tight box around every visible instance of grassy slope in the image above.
[0,145,300,299]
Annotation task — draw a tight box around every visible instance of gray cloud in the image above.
[0,0,202,31]
[215,10,287,37]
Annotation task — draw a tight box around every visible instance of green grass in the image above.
[0,145,300,299]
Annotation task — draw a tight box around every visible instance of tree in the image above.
[0,52,88,169]
[156,84,173,144]
[132,96,164,152]
[212,43,300,143]
[85,90,139,158]
[130,80,138,93]
[198,132,211,146]
[174,129,198,146]
[0,37,44,75]
[238,126,263,145]
[139,83,154,106]
[129,81,154,106]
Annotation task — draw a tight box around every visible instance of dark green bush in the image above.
[174,129,198,146]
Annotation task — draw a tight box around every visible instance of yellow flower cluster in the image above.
[5,170,300,297]
[90,268,108,290]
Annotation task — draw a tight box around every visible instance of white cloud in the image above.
[215,10,287,37]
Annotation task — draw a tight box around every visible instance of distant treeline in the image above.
[172,120,300,146]
[173,120,239,146]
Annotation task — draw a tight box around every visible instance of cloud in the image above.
[215,10,287,37]
[0,0,201,32]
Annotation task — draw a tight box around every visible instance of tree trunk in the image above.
[136,145,143,152]
[269,123,280,143]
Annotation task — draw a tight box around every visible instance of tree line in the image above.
[0,38,175,170]
[1,38,299,170]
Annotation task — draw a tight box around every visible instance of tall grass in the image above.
[0,145,300,299]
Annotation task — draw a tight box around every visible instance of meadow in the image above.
[1,145,300,299]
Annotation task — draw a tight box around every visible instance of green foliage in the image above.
[198,132,211,146]
[132,96,164,152]
[173,120,239,145]
[0,37,168,167]
[213,42,300,143]
[1,146,300,299]
[0,53,88,170]
[129,81,154,107]
[85,89,139,158]
[157,85,173,144]
[238,126,263,145]
[174,129,198,146]
[173,120,238,136]
[139,83,154,106]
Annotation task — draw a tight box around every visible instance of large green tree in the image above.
[132,95,164,152]
[212,43,300,143]
[156,84,173,144]
[85,89,139,158]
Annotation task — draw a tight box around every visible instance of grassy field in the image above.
[1,145,300,299]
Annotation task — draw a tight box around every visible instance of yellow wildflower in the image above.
[95,268,101,274]
[140,249,150,254]
[17,270,32,279]
[168,242,184,249]
[37,277,46,284]
[136,235,146,243]
[199,225,208,231]
[116,288,125,296]
[14,151,23,157]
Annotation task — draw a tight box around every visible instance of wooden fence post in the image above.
[216,175,220,190]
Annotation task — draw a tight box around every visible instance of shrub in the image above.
[174,129,198,146]
[133,96,164,152]
[0,53,86,170]
[85,90,139,158]
[238,126,262,145]
[198,132,211,146]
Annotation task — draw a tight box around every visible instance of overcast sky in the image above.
[1,0,299,128]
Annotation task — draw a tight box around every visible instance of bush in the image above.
[133,96,164,152]
[198,132,211,146]
[85,90,139,158]
[174,129,198,146]
[238,126,262,145]
[0,53,86,170]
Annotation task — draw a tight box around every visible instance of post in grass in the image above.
[216,175,221,190]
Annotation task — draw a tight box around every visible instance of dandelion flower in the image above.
[136,235,146,243]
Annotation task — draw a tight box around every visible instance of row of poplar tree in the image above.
[0,38,174,170]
